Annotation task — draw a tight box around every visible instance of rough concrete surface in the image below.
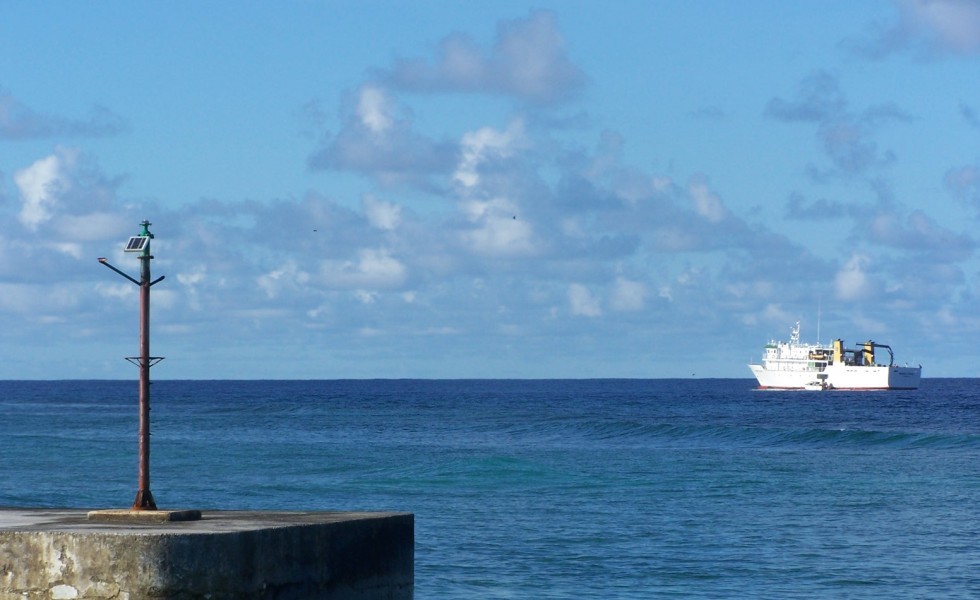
[0,509,413,599]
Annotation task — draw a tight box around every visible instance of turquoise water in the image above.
[1,379,978,598]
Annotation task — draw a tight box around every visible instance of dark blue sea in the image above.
[1,379,978,598]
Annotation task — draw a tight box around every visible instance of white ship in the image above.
[748,322,921,390]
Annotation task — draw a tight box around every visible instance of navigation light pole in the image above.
[98,220,165,511]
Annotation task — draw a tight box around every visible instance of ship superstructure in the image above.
[748,322,921,390]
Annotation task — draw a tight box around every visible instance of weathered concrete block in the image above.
[0,509,413,599]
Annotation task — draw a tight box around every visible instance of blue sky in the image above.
[1,1,979,379]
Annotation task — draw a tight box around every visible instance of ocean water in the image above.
[1,378,979,598]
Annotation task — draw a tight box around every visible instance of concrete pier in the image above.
[0,509,413,599]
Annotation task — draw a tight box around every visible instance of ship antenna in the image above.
[817,296,821,346]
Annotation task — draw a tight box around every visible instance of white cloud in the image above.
[853,0,980,57]
[53,242,82,259]
[381,10,586,105]
[320,248,407,290]
[95,281,133,302]
[849,313,887,336]
[568,283,601,317]
[308,90,457,185]
[172,264,208,311]
[835,255,874,301]
[11,147,126,250]
[453,120,537,257]
[610,277,645,312]
[2,9,976,380]
[53,212,129,241]
[459,197,537,257]
[945,164,980,206]
[864,208,974,260]
[494,11,584,103]
[14,148,77,230]
[0,282,80,314]
[454,120,524,188]
[177,266,207,287]
[898,0,980,54]
[0,90,127,140]
[687,176,727,223]
[760,304,798,329]
[150,288,178,310]
[463,215,536,257]
[362,194,402,230]
[257,261,311,299]
[356,85,393,133]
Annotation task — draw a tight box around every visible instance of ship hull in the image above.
[749,363,921,390]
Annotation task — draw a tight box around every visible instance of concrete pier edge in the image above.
[0,508,414,599]
[87,508,203,522]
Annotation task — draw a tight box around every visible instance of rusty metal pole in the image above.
[132,241,156,510]
[98,219,164,511]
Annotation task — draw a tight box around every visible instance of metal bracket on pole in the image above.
[98,258,139,285]
[125,357,165,368]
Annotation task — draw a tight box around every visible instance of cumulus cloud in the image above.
[308,84,457,186]
[458,197,537,257]
[454,120,525,188]
[14,151,73,230]
[6,9,976,378]
[379,10,586,105]
[0,282,82,314]
[257,261,310,300]
[835,254,876,300]
[53,212,131,242]
[568,283,601,316]
[945,164,980,207]
[610,277,646,312]
[356,85,393,133]
[960,103,980,129]
[817,120,888,175]
[319,247,408,290]
[687,175,728,222]
[896,0,980,54]
[0,90,127,140]
[866,209,974,260]
[362,194,402,230]
[765,71,906,178]
[764,71,846,122]
[849,0,980,58]
[12,146,124,238]
[785,193,849,220]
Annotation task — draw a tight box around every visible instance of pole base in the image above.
[132,490,157,511]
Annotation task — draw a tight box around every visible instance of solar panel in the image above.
[125,236,149,252]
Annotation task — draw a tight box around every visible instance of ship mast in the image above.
[816,297,822,346]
